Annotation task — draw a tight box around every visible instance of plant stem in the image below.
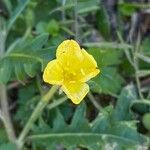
[117,31,143,99]
[62,0,66,21]
[0,85,16,142]
[74,0,79,41]
[0,17,16,143]
[17,85,58,149]
[132,32,143,99]
[133,55,143,99]
[88,92,102,110]
[47,96,67,110]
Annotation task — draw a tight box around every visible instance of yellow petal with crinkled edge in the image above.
[43,59,64,85]
[78,48,100,82]
[62,82,89,104]
[56,40,81,58]
[56,40,83,73]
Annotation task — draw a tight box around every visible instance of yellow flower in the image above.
[43,40,100,104]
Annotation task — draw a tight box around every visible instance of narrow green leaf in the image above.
[96,4,111,40]
[119,2,150,16]
[25,33,49,50]
[77,0,99,14]
[70,102,89,131]
[7,0,30,30]
[29,132,146,146]
[0,59,11,83]
[52,109,66,132]
[24,63,38,78]
[15,63,25,83]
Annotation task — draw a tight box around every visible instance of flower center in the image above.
[63,67,77,83]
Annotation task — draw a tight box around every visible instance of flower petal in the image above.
[56,39,81,58]
[62,82,89,104]
[43,59,63,85]
[56,40,83,72]
[79,49,100,82]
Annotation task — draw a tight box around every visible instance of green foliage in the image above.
[0,0,149,149]
[29,86,148,149]
[88,48,124,95]
[0,143,16,150]
[0,33,55,83]
[15,81,40,124]
[7,0,30,30]
[118,2,150,16]
[96,5,111,40]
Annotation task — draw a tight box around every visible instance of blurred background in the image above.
[0,0,150,149]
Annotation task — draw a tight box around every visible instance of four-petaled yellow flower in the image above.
[43,40,100,104]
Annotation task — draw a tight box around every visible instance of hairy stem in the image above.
[0,85,16,142]
[0,17,16,143]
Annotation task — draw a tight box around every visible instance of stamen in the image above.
[81,68,85,75]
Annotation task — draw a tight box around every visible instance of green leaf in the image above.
[112,85,137,121]
[15,63,26,83]
[91,67,124,95]
[52,109,66,132]
[7,0,30,30]
[88,48,123,67]
[46,20,60,36]
[29,101,148,149]
[92,105,114,133]
[30,132,147,149]
[87,48,124,94]
[24,63,38,77]
[0,143,16,150]
[0,59,12,83]
[25,33,49,51]
[0,34,54,83]
[96,4,111,40]
[77,0,99,14]
[70,102,90,131]
[119,3,150,16]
